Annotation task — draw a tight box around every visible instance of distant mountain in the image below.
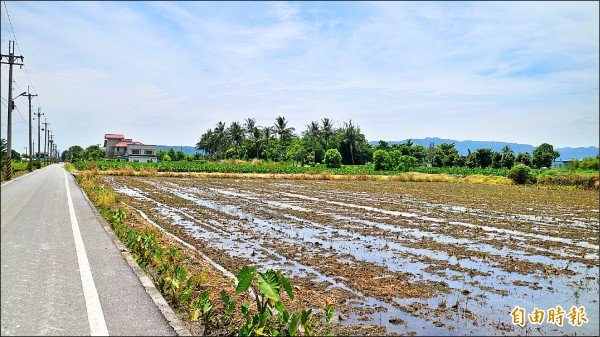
[368,137,598,160]
[157,145,199,156]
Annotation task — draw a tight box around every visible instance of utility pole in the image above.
[49,133,54,163]
[24,87,38,172]
[34,107,43,160]
[1,40,24,180]
[42,119,49,166]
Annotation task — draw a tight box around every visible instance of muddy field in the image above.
[104,176,599,336]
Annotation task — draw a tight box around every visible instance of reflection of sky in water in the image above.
[107,177,599,336]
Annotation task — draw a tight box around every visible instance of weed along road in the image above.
[1,164,183,336]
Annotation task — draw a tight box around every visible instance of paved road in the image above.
[1,164,180,336]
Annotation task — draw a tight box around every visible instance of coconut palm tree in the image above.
[306,121,320,163]
[342,120,359,165]
[321,118,335,151]
[251,127,263,159]
[263,126,275,148]
[228,121,244,156]
[196,129,214,156]
[273,116,295,143]
[244,118,256,137]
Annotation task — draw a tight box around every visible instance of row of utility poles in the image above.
[1,40,57,181]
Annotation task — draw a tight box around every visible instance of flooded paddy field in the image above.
[104,176,599,336]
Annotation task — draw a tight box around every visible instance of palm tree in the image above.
[343,120,359,165]
[274,116,295,161]
[274,116,295,143]
[321,118,335,151]
[228,121,244,156]
[261,126,273,148]
[211,121,229,158]
[307,121,320,163]
[244,118,256,137]
[251,127,263,159]
[196,129,214,156]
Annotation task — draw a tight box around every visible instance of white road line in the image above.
[64,171,109,336]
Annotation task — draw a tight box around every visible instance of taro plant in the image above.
[156,263,194,308]
[230,265,324,336]
[190,291,214,330]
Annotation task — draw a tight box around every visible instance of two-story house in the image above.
[103,134,157,163]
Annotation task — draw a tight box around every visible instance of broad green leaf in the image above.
[300,309,312,325]
[236,266,256,294]
[221,289,231,305]
[180,288,192,304]
[288,313,300,336]
[257,270,280,301]
[275,301,285,314]
[241,302,249,315]
[279,273,294,301]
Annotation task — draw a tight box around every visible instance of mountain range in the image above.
[368,137,598,160]
[159,138,598,160]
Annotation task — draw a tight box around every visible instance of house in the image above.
[550,160,572,169]
[104,134,157,163]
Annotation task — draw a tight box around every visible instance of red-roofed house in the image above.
[103,134,157,162]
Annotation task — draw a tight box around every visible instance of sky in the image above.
[1,1,598,155]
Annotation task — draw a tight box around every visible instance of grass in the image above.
[68,160,598,190]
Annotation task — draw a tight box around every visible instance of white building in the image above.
[104,134,157,163]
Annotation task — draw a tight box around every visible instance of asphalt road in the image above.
[1,164,179,336]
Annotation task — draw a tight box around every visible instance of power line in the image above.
[1,1,42,109]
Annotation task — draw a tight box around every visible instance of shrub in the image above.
[508,164,533,184]
[372,149,390,171]
[398,155,418,172]
[324,149,342,168]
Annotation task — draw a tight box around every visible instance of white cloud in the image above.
[1,1,597,153]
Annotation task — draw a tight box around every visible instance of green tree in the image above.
[398,155,418,172]
[374,140,390,152]
[168,148,176,160]
[175,150,185,161]
[516,152,532,166]
[324,149,342,168]
[465,152,478,168]
[321,118,335,151]
[163,154,172,162]
[500,146,515,169]
[389,150,402,170]
[286,139,307,167]
[69,145,85,162]
[228,121,245,156]
[85,145,105,161]
[306,121,321,164]
[340,120,362,165]
[579,156,599,170]
[491,151,503,168]
[532,143,560,168]
[508,164,533,184]
[433,143,458,167]
[243,118,256,138]
[372,149,391,171]
[156,149,167,161]
[196,129,214,156]
[475,148,493,168]
[251,127,264,159]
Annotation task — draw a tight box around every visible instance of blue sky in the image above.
[1,1,598,154]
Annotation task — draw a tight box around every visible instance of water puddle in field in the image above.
[106,177,600,336]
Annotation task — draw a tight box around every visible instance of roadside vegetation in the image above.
[73,170,338,336]
[58,117,598,190]
[0,138,56,181]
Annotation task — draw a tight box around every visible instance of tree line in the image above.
[194,116,371,166]
[51,116,598,171]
